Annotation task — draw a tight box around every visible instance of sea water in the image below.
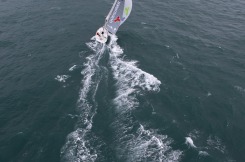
[0,0,245,161]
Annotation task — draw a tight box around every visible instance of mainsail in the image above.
[105,0,132,34]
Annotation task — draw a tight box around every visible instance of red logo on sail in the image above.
[114,16,121,22]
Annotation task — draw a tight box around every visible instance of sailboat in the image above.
[95,0,133,43]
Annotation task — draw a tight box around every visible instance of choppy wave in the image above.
[108,35,182,162]
[234,85,245,94]
[55,75,70,83]
[187,130,235,161]
[207,135,226,154]
[69,65,77,71]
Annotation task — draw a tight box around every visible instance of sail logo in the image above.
[114,16,121,22]
[124,7,130,16]
[109,1,121,23]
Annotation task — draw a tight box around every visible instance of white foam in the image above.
[186,130,235,160]
[165,45,170,48]
[62,34,182,161]
[69,65,77,71]
[109,38,161,113]
[61,129,97,162]
[108,35,182,161]
[109,36,161,94]
[198,151,209,156]
[55,75,70,83]
[108,38,161,113]
[234,85,245,94]
[185,137,197,148]
[111,117,182,162]
[67,114,79,119]
[176,53,180,59]
[61,39,106,162]
[207,92,212,96]
[132,125,182,162]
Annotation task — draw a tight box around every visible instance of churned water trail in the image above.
[61,38,106,162]
[61,35,183,161]
[108,35,182,162]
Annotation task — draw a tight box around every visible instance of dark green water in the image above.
[0,0,245,162]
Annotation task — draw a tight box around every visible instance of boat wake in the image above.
[61,35,182,162]
[108,35,182,161]
[60,38,107,162]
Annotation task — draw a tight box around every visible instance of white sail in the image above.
[105,0,132,34]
